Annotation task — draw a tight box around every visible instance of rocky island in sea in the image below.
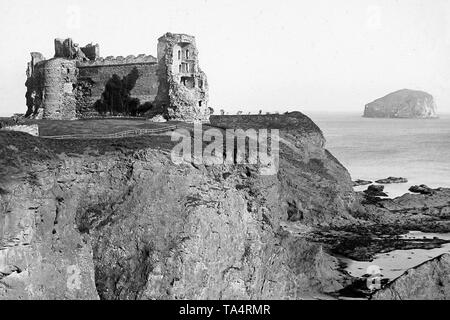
[363,89,438,119]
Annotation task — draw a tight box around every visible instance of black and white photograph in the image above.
[0,0,449,311]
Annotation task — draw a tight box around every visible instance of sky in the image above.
[0,0,449,116]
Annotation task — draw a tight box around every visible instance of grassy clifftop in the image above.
[210,112,324,136]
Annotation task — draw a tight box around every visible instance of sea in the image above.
[307,112,450,283]
[308,112,450,198]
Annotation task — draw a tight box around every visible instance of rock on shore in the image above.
[352,179,372,187]
[363,184,388,197]
[363,89,437,118]
[409,184,435,195]
[375,177,407,184]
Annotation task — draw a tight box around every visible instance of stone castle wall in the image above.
[76,61,159,116]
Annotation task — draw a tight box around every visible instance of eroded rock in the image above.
[363,185,388,197]
[372,254,450,300]
[409,184,434,195]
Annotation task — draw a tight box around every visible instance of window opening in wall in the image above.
[181,76,195,89]
[179,64,182,73]
[186,50,189,59]
[178,50,181,60]
[199,101,202,107]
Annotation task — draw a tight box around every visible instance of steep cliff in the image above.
[0,112,356,300]
[363,89,437,118]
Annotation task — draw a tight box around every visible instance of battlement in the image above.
[53,38,157,67]
[77,54,157,68]
[158,32,196,44]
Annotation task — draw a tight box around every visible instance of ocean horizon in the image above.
[308,111,450,198]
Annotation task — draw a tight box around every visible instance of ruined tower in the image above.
[154,33,210,122]
[25,54,78,120]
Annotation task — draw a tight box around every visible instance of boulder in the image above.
[409,184,434,195]
[364,184,388,197]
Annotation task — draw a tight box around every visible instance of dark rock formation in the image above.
[352,179,372,187]
[319,187,450,263]
[375,177,408,184]
[363,185,388,197]
[363,89,438,118]
[372,254,450,300]
[367,187,450,230]
[409,184,434,195]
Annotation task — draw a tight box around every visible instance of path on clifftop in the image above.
[40,125,177,140]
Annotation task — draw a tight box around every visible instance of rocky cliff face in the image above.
[2,113,450,300]
[363,89,437,118]
[372,254,450,300]
[0,112,356,300]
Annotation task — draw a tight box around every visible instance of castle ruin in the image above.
[25,33,209,122]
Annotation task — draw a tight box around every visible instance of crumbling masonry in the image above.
[25,33,209,121]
